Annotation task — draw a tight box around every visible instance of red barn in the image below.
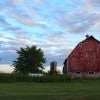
[63,35,100,78]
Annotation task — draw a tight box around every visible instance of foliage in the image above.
[13,46,46,74]
[0,73,71,83]
[47,70,61,75]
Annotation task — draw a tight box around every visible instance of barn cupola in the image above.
[86,35,89,38]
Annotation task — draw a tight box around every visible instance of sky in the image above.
[0,0,100,72]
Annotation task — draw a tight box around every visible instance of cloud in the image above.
[0,0,99,67]
[9,12,47,28]
[68,13,100,33]
[56,0,100,34]
[0,36,17,65]
[0,1,14,11]
[0,34,15,42]
[35,0,45,5]
[37,32,72,66]
[0,16,21,31]
[0,16,10,26]
[0,65,14,73]
[0,33,40,64]
[12,0,25,5]
[44,47,72,66]
[0,0,25,11]
[0,50,17,64]
[83,0,100,11]
[46,32,69,46]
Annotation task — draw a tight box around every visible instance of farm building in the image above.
[50,61,57,73]
[63,35,100,78]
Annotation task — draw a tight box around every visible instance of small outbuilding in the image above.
[63,35,100,78]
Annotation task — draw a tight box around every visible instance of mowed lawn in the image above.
[0,79,100,100]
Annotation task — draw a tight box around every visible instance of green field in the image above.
[0,79,100,100]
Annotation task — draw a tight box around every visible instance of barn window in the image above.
[89,71,95,74]
[75,71,80,74]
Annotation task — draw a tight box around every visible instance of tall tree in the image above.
[13,46,46,74]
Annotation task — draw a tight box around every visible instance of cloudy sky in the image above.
[0,0,100,72]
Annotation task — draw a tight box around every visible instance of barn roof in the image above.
[63,35,100,64]
[63,58,67,64]
[83,35,100,43]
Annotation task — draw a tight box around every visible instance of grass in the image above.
[0,79,100,100]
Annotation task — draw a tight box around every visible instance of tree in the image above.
[13,46,46,74]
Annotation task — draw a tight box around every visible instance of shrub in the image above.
[0,73,72,83]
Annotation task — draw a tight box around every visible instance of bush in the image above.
[0,73,72,83]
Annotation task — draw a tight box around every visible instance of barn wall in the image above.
[68,38,100,72]
[64,36,100,78]
[68,72,100,78]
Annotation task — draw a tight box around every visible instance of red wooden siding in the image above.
[63,36,100,78]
